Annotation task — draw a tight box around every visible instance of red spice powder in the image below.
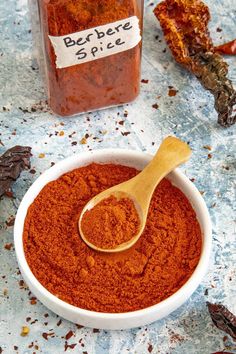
[81,195,140,249]
[23,163,202,313]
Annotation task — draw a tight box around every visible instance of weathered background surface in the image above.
[0,0,235,353]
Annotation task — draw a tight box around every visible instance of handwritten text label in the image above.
[49,16,141,69]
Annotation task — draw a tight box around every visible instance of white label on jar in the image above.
[49,16,141,69]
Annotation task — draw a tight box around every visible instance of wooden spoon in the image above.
[78,136,191,253]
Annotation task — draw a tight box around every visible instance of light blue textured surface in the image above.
[0,0,236,353]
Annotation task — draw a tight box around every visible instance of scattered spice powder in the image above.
[23,163,202,313]
[81,195,140,249]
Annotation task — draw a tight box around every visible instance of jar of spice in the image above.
[29,0,144,116]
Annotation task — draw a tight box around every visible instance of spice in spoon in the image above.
[81,195,140,249]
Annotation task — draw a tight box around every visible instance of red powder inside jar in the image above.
[39,0,142,116]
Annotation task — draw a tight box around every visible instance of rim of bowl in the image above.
[14,148,212,320]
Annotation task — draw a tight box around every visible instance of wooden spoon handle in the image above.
[127,136,191,211]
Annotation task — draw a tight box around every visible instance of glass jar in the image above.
[29,0,144,117]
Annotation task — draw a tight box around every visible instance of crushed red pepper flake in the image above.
[6,216,15,227]
[215,39,236,55]
[4,190,14,198]
[168,88,178,97]
[121,131,131,136]
[212,352,234,354]
[76,324,84,329]
[19,279,27,289]
[203,145,212,151]
[4,243,13,250]
[148,344,153,352]
[141,79,149,83]
[42,332,54,340]
[57,319,62,326]
[65,342,77,351]
[152,103,159,109]
[65,330,74,340]
[93,328,100,333]
[30,297,37,305]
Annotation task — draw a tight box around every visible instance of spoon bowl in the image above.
[79,136,191,252]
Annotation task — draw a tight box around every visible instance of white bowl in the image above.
[14,149,212,330]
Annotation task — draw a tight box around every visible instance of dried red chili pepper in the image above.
[154,0,236,127]
[207,302,236,340]
[0,146,31,197]
[215,39,236,55]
